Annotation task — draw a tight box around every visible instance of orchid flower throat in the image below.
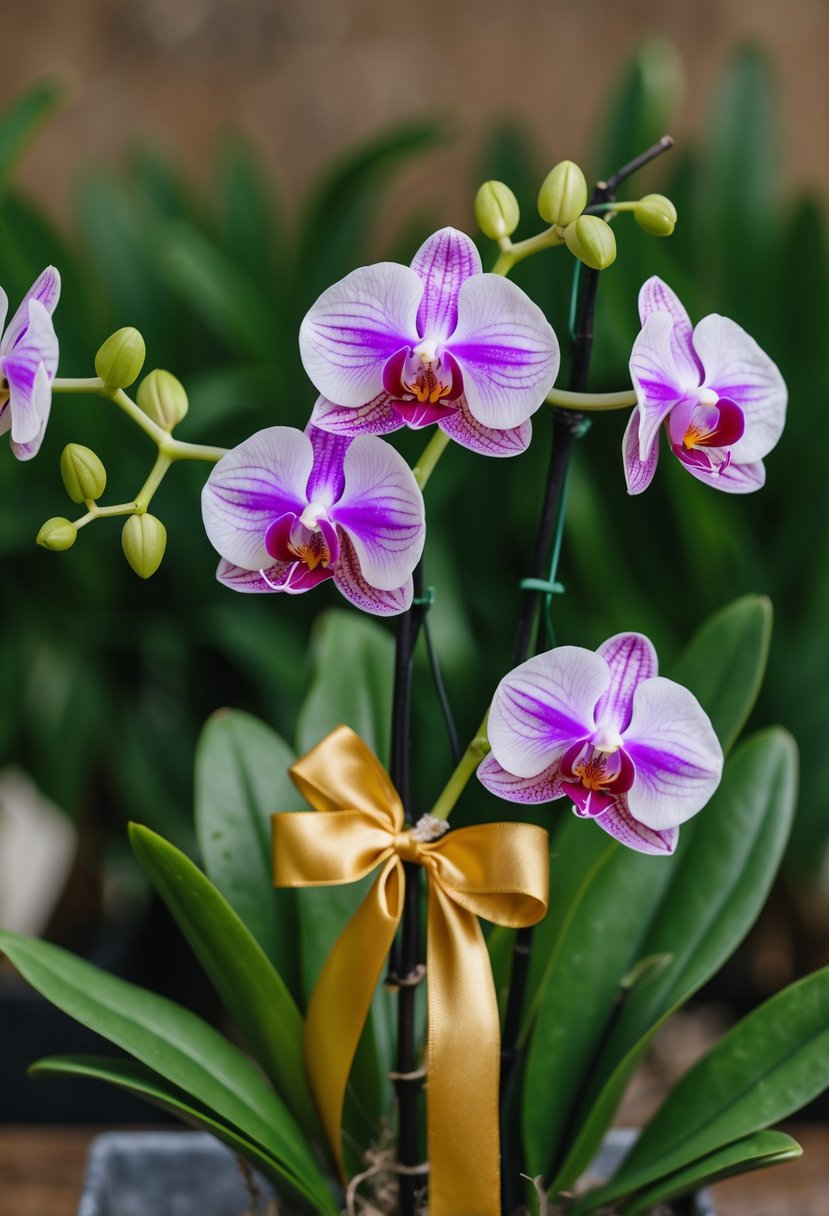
[265,501,339,573]
[667,388,746,477]
[560,722,634,817]
[384,340,464,406]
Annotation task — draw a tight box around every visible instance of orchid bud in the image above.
[474,180,520,240]
[537,161,588,227]
[137,369,189,431]
[563,215,617,270]
[95,327,146,390]
[122,513,167,579]
[37,517,77,551]
[634,193,677,237]
[60,443,107,504]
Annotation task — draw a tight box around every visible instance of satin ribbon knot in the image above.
[272,725,549,1216]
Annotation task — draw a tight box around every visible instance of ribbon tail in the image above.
[427,883,502,1216]
[304,855,404,1182]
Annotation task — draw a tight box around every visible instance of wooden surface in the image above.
[0,1125,827,1214]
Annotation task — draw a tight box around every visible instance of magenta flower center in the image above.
[560,734,636,818]
[265,503,339,577]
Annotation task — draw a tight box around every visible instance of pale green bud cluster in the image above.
[137,369,189,431]
[634,193,677,237]
[122,513,167,579]
[37,517,77,551]
[563,215,617,270]
[474,181,520,240]
[95,327,146,390]
[60,444,107,504]
[537,161,588,228]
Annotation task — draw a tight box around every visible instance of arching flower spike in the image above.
[625,276,786,494]
[0,267,61,461]
[300,227,560,457]
[202,425,425,616]
[477,632,723,855]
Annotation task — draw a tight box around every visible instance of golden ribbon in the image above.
[272,725,549,1216]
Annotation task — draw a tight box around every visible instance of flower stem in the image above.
[546,386,636,410]
[429,715,490,822]
[411,429,450,490]
[492,226,566,276]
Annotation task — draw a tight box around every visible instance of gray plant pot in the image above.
[76,1128,715,1215]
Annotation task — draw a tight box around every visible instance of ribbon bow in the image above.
[273,725,549,1216]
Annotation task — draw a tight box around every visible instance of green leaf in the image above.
[618,1131,802,1216]
[195,709,301,994]
[669,594,772,753]
[0,77,68,191]
[572,966,829,1212]
[30,1055,317,1204]
[0,930,335,1215]
[129,823,320,1141]
[296,608,394,764]
[551,728,797,1193]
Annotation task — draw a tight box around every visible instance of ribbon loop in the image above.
[272,726,549,1216]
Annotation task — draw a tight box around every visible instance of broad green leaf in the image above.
[670,594,772,753]
[572,966,829,1212]
[552,728,797,1192]
[30,1055,322,1207]
[618,1131,801,1216]
[129,824,320,1140]
[195,709,300,994]
[154,221,275,362]
[0,77,68,190]
[0,930,334,1215]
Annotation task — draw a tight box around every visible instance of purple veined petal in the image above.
[622,406,660,495]
[678,450,767,494]
[594,633,658,735]
[410,227,482,345]
[333,531,413,616]
[304,424,349,503]
[298,262,422,407]
[393,399,457,428]
[692,314,787,463]
[630,312,698,460]
[201,427,313,570]
[624,676,723,831]
[331,435,425,591]
[1,267,61,355]
[447,274,560,430]
[312,393,404,438]
[216,558,289,592]
[488,646,610,779]
[476,753,567,804]
[638,276,702,385]
[438,394,531,457]
[6,353,52,448]
[8,365,51,460]
[594,797,679,855]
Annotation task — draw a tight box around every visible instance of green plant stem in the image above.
[547,386,636,410]
[412,429,450,490]
[429,716,490,821]
[493,226,566,276]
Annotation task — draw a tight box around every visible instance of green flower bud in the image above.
[634,193,677,237]
[563,215,617,270]
[60,443,107,504]
[95,327,146,390]
[37,517,77,551]
[136,369,189,431]
[474,180,520,240]
[122,513,167,579]
[537,161,588,227]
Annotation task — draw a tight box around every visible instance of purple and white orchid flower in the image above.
[477,632,723,855]
[300,227,560,458]
[625,276,786,494]
[0,267,61,461]
[201,424,425,616]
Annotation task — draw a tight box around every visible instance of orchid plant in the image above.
[0,134,825,1216]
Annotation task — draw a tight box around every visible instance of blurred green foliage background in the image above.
[0,43,822,904]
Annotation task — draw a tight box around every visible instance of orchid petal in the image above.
[216,559,290,593]
[1,267,60,355]
[438,394,531,456]
[477,753,566,804]
[622,406,659,495]
[594,632,658,735]
[638,276,702,384]
[410,227,482,344]
[630,312,696,460]
[488,647,609,779]
[312,393,403,438]
[681,454,766,494]
[201,427,312,570]
[693,314,787,462]
[8,364,51,460]
[299,263,422,406]
[447,274,560,429]
[3,297,58,448]
[594,798,678,855]
[331,436,425,590]
[624,676,723,831]
[333,531,412,616]
[305,425,349,504]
